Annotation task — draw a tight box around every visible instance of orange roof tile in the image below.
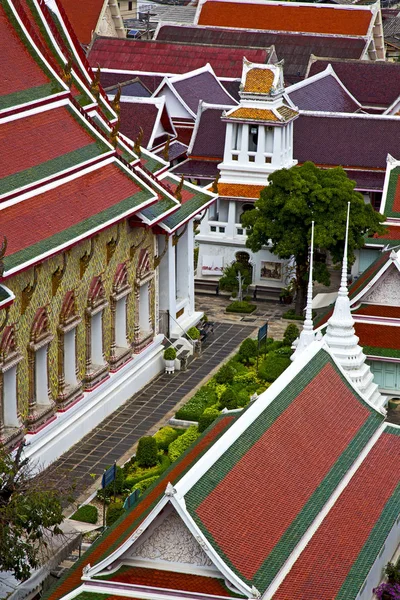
[218,183,265,198]
[227,107,279,122]
[198,1,373,36]
[244,68,274,94]
[58,0,105,45]
[354,305,400,319]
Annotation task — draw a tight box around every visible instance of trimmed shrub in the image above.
[259,351,291,383]
[125,455,170,488]
[226,301,256,314]
[164,347,177,360]
[168,426,199,462]
[153,426,179,451]
[233,371,257,386]
[238,338,258,364]
[70,504,98,524]
[187,326,201,340]
[198,406,220,433]
[136,436,158,468]
[219,388,238,410]
[106,501,124,526]
[283,323,299,347]
[237,389,250,407]
[215,363,235,384]
[132,475,160,494]
[175,387,217,421]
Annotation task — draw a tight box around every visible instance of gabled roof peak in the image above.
[241,59,285,97]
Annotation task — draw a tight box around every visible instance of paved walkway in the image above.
[41,322,254,506]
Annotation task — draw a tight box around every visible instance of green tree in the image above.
[0,443,64,581]
[219,261,252,301]
[242,162,386,314]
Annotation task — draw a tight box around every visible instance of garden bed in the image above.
[226,301,257,314]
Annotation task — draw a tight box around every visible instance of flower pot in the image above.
[164,359,175,374]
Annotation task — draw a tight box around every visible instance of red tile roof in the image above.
[58,0,104,45]
[273,430,400,600]
[88,38,269,78]
[355,322,400,351]
[195,362,370,580]
[197,1,373,36]
[0,106,97,180]
[0,3,50,98]
[1,163,143,260]
[45,416,234,600]
[103,566,231,596]
[354,304,400,319]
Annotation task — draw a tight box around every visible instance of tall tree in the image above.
[0,443,65,581]
[242,162,386,314]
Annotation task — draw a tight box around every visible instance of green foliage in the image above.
[187,326,201,340]
[237,389,251,406]
[226,301,256,314]
[283,323,300,346]
[97,465,125,500]
[153,426,179,451]
[276,346,294,358]
[125,454,170,488]
[219,261,252,295]
[175,387,217,420]
[136,437,158,468]
[164,347,177,360]
[282,309,304,321]
[233,371,258,386]
[0,443,65,581]
[132,475,160,495]
[215,363,235,384]
[168,426,200,462]
[259,351,291,383]
[198,406,220,433]
[219,388,239,410]
[106,501,124,526]
[242,162,386,313]
[194,246,199,269]
[70,504,98,524]
[238,338,258,363]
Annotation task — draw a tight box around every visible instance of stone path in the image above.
[41,322,254,507]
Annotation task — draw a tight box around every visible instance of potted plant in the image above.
[187,326,201,355]
[163,346,177,374]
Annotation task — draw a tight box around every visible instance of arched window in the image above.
[110,263,132,371]
[57,291,82,409]
[84,276,109,390]
[134,249,154,352]
[0,325,23,447]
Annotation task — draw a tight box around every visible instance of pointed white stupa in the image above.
[324,203,383,409]
[291,221,316,361]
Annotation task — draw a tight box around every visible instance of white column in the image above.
[64,329,77,385]
[158,235,176,332]
[176,227,190,301]
[187,220,195,317]
[256,126,266,166]
[239,124,249,162]
[139,284,150,332]
[3,366,19,427]
[115,297,128,347]
[35,345,50,404]
[223,123,233,163]
[226,200,237,238]
[91,312,104,365]
[272,126,282,167]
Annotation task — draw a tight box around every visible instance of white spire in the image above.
[291,221,315,360]
[324,203,384,410]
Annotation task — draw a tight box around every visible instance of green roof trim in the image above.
[4,184,152,272]
[365,347,400,359]
[365,237,399,247]
[383,166,400,218]
[162,192,214,230]
[141,152,165,174]
[0,144,103,196]
[335,433,400,599]
[141,194,178,222]
[0,83,61,111]
[185,351,384,593]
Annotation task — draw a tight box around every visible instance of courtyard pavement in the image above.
[41,322,256,507]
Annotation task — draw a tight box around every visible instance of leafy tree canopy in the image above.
[242,162,386,313]
[0,443,64,581]
[219,261,252,299]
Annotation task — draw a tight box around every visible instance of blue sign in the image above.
[123,488,140,510]
[258,323,268,342]
[101,463,117,489]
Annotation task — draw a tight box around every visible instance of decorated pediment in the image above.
[363,264,400,306]
[136,248,152,281]
[0,325,18,362]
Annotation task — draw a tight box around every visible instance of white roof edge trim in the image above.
[169,64,214,84]
[298,110,400,120]
[350,254,398,306]
[170,495,252,597]
[154,78,196,119]
[159,171,216,197]
[380,154,400,213]
[175,340,325,496]
[0,97,69,124]
[0,284,15,307]
[86,495,170,577]
[195,0,375,10]
[266,419,387,598]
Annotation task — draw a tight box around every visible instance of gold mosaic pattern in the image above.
[244,68,275,94]
[227,107,279,122]
[6,223,156,421]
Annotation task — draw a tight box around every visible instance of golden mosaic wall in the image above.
[5,222,156,422]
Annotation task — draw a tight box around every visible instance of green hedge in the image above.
[106,501,124,526]
[168,426,200,462]
[125,454,171,488]
[219,388,238,410]
[137,436,158,467]
[259,351,291,383]
[132,474,160,494]
[226,301,256,314]
[153,426,179,451]
[70,504,98,524]
[175,387,217,421]
[198,407,220,433]
[237,338,258,363]
[283,323,299,347]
